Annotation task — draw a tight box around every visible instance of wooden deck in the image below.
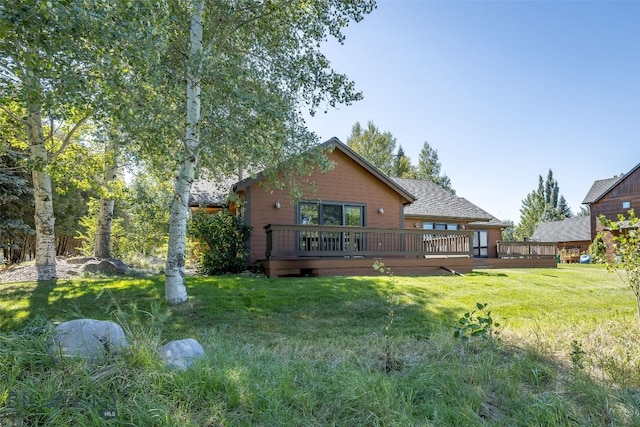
[261,225,557,277]
[263,224,473,277]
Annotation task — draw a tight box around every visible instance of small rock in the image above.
[160,338,205,370]
[51,319,128,363]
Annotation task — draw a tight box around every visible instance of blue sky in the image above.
[304,0,640,223]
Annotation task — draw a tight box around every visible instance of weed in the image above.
[570,340,587,370]
[453,302,500,342]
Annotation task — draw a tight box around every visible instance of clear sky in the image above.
[304,0,640,224]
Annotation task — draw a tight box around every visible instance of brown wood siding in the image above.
[244,149,407,264]
[590,167,640,239]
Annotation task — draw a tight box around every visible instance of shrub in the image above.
[188,210,252,275]
[589,233,606,262]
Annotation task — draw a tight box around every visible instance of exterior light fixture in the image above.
[275,201,281,209]
[378,208,384,214]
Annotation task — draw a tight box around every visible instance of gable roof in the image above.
[530,216,591,243]
[233,137,416,204]
[189,175,237,207]
[582,162,640,204]
[391,177,499,223]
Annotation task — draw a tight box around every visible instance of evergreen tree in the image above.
[577,205,590,217]
[393,145,416,178]
[515,169,573,240]
[416,141,455,194]
[0,149,34,263]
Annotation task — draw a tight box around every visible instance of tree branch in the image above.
[204,3,278,56]
[50,112,92,159]
[0,105,26,125]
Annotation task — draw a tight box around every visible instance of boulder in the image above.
[51,319,128,363]
[160,338,205,370]
[82,258,128,275]
[67,256,97,265]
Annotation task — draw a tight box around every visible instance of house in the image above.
[192,137,556,277]
[582,162,640,257]
[583,163,640,240]
[390,178,507,262]
[530,216,591,263]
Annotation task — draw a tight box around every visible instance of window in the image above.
[297,202,365,253]
[473,230,489,258]
[623,201,631,209]
[422,222,458,230]
[298,202,364,226]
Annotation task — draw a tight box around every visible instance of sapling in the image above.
[598,210,640,322]
[373,260,401,372]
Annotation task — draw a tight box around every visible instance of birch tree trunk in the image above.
[27,101,57,280]
[94,138,118,259]
[165,0,203,305]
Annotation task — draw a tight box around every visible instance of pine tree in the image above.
[416,141,455,194]
[515,169,573,240]
[0,149,34,263]
[393,145,416,178]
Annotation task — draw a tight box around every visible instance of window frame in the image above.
[297,201,365,227]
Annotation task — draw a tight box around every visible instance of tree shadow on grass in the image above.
[0,276,165,331]
[163,275,468,342]
[467,271,509,277]
[3,273,640,425]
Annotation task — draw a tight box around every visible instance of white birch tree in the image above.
[94,136,119,259]
[165,0,205,304]
[1,1,170,279]
[157,0,376,304]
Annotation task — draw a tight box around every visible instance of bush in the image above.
[188,210,251,275]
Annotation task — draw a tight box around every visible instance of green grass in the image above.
[2,264,640,426]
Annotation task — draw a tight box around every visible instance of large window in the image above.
[297,202,365,253]
[298,202,364,227]
[473,230,488,258]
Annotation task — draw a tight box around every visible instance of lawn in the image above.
[2,264,640,426]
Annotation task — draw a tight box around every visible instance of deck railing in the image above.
[264,224,473,259]
[497,241,557,259]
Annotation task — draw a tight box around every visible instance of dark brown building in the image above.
[582,163,640,241]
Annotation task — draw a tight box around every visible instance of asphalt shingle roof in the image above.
[530,216,591,242]
[391,177,500,223]
[582,176,624,204]
[189,175,237,207]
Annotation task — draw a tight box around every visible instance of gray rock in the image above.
[160,338,205,370]
[67,256,97,265]
[82,259,128,275]
[51,319,128,362]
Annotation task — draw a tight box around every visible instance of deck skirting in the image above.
[261,256,474,278]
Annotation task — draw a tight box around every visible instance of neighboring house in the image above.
[530,216,591,262]
[189,175,239,214]
[191,137,555,277]
[582,162,640,241]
